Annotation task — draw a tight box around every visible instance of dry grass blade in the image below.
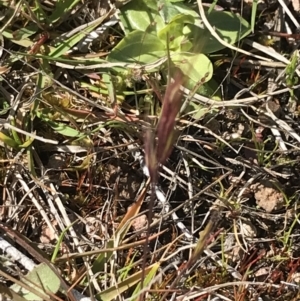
[54,229,167,262]
[144,71,184,182]
[92,178,150,273]
[159,210,221,301]
[156,72,184,166]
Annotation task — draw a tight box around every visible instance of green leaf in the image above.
[2,30,34,48]
[170,53,216,119]
[197,78,221,100]
[36,109,82,137]
[157,0,199,24]
[10,263,60,301]
[119,0,165,33]
[171,53,213,83]
[183,78,221,119]
[158,0,182,23]
[0,132,19,148]
[119,0,201,35]
[157,14,195,51]
[19,136,35,148]
[10,119,22,145]
[192,10,251,54]
[10,24,39,40]
[108,30,166,64]
[47,121,82,137]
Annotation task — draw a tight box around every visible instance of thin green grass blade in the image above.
[0,132,19,148]
[251,0,258,33]
[130,262,160,301]
[96,263,159,301]
[51,222,77,263]
[47,0,82,24]
[33,0,47,24]
[207,0,218,14]
[27,147,37,177]
[118,252,137,281]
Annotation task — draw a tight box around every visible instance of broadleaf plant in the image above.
[108,0,251,115]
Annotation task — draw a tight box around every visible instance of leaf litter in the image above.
[1,0,300,301]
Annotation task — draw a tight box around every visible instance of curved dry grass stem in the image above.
[196,0,270,61]
[181,83,300,106]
